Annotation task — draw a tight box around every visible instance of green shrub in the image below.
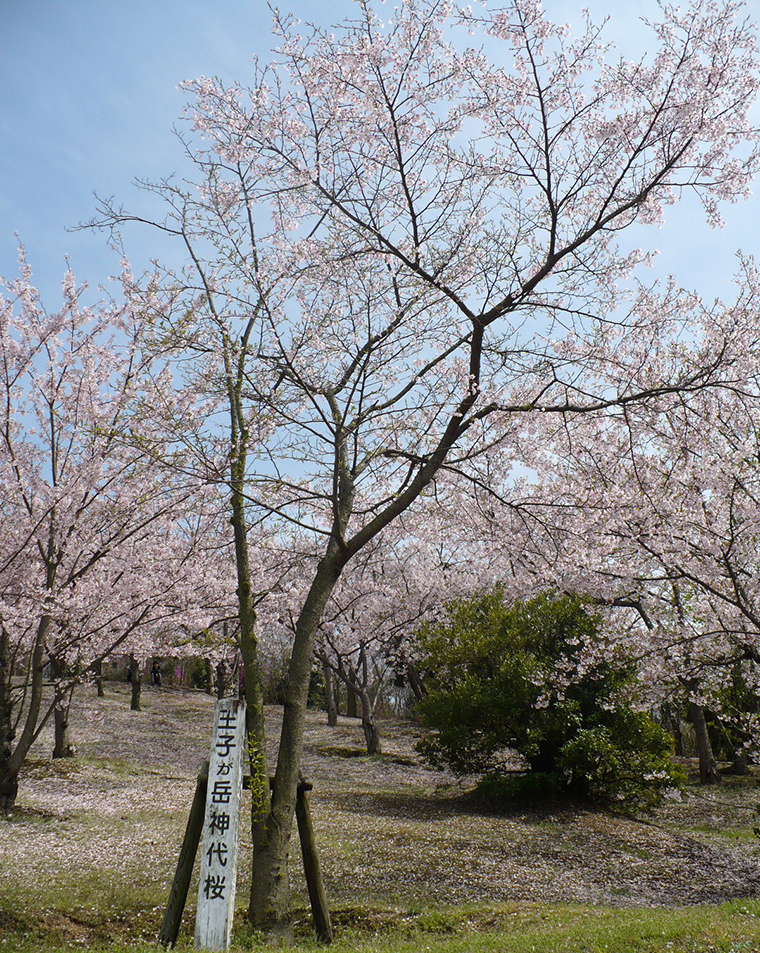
[416,590,682,813]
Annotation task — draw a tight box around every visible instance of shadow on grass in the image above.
[333,788,587,824]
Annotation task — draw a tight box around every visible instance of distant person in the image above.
[151,660,163,687]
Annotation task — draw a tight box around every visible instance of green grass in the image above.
[4,901,760,952]
[4,687,760,951]
[312,901,760,953]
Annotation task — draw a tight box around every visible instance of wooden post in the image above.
[296,780,333,943]
[195,698,247,951]
[162,764,332,947]
[159,763,209,947]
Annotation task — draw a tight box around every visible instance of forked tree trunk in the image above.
[689,701,721,784]
[323,663,337,727]
[129,657,142,711]
[0,615,51,812]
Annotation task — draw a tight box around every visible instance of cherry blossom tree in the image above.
[0,254,220,812]
[313,529,450,752]
[91,0,760,935]
[512,262,760,781]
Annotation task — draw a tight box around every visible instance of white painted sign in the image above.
[195,698,247,951]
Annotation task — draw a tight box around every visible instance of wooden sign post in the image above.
[195,698,246,951]
[160,697,333,948]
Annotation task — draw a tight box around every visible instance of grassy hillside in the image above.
[2,684,760,952]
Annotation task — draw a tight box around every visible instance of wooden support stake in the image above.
[296,780,333,943]
[161,768,333,947]
[160,762,209,947]
[195,698,247,951]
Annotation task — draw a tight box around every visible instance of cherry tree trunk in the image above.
[226,448,274,940]
[0,630,16,813]
[89,658,105,698]
[346,684,358,719]
[51,657,75,759]
[129,657,142,711]
[52,702,74,759]
[205,659,214,695]
[361,715,381,755]
[0,755,17,815]
[216,660,228,699]
[0,616,50,812]
[407,664,426,701]
[689,701,721,784]
[249,551,344,941]
[358,689,381,755]
[323,663,337,727]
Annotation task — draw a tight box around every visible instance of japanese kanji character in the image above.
[203,874,226,900]
[206,841,229,866]
[218,708,238,730]
[211,779,232,804]
[215,733,237,757]
[209,811,231,835]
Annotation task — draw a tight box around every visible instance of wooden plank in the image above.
[159,762,208,948]
[195,699,247,951]
[296,783,333,943]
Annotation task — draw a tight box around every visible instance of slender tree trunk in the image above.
[52,698,74,758]
[359,690,381,755]
[129,656,142,711]
[227,457,270,937]
[217,335,274,938]
[93,659,105,698]
[346,683,358,719]
[0,629,17,813]
[205,658,214,695]
[51,657,75,759]
[407,664,426,701]
[689,701,721,784]
[216,660,228,699]
[323,663,337,727]
[0,615,51,812]
[249,551,344,941]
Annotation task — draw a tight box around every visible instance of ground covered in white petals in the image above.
[2,684,760,948]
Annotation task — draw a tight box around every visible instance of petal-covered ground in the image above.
[2,682,760,948]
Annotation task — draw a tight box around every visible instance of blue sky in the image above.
[1,0,759,305]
